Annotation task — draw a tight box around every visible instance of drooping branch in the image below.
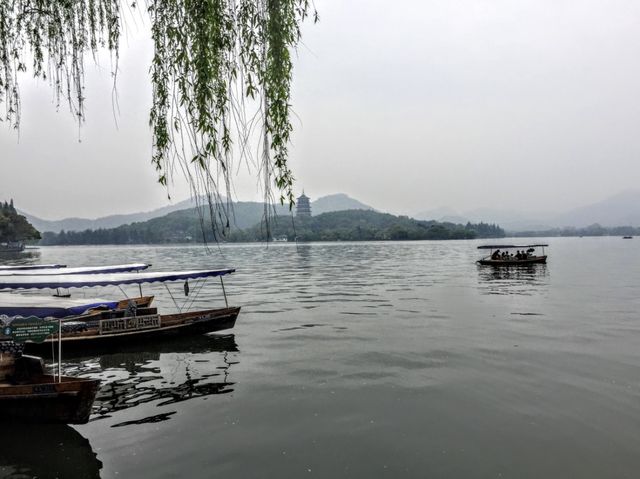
[0,0,121,127]
[1,0,317,239]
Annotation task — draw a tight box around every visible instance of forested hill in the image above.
[247,211,504,242]
[39,208,504,245]
[0,200,40,242]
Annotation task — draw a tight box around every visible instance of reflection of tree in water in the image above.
[0,424,102,478]
[477,264,549,296]
[62,334,239,426]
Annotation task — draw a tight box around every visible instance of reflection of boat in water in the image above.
[477,244,548,266]
[67,334,239,424]
[0,424,102,478]
[0,269,240,354]
[0,249,41,262]
[477,263,549,296]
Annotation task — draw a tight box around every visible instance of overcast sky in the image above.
[3,0,640,220]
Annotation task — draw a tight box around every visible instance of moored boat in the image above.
[477,244,548,266]
[0,320,100,424]
[0,269,240,353]
[0,354,100,424]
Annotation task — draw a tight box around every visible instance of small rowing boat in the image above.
[0,354,100,424]
[0,320,99,424]
[477,244,548,266]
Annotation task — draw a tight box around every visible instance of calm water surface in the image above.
[1,238,640,478]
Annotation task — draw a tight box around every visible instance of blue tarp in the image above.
[0,295,120,318]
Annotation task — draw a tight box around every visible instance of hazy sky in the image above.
[3,0,640,219]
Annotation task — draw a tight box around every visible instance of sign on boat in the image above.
[4,316,58,343]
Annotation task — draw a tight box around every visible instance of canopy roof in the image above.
[0,294,119,318]
[0,269,235,290]
[0,264,66,271]
[477,244,549,249]
[0,263,151,276]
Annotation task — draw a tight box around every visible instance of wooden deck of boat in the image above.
[0,375,100,424]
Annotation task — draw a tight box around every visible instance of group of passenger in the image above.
[490,249,532,261]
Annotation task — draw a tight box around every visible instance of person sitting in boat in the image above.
[491,249,501,260]
[515,250,522,260]
[521,250,528,259]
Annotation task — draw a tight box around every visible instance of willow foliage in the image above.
[0,0,316,237]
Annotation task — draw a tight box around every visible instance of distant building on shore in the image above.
[296,191,312,217]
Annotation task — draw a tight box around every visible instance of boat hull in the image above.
[477,255,547,266]
[0,375,100,424]
[25,306,240,354]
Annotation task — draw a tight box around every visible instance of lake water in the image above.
[1,238,640,478]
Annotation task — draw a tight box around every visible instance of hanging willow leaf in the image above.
[0,0,317,240]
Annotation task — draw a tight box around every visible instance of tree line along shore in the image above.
[39,209,505,245]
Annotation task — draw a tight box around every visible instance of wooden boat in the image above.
[623,236,633,239]
[0,355,100,424]
[477,244,548,266]
[24,306,240,353]
[0,269,240,353]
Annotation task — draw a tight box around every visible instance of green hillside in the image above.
[249,210,503,241]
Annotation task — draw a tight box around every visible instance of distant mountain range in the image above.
[312,194,374,215]
[22,193,374,233]
[22,189,640,234]
[415,189,640,231]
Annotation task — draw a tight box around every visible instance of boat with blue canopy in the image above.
[0,269,240,352]
[477,244,548,266]
[0,264,66,271]
[0,263,150,276]
[0,268,233,289]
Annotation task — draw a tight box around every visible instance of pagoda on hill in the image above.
[296,191,312,217]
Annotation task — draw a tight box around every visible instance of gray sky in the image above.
[3,0,640,219]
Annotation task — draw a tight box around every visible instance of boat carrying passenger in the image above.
[476,244,548,266]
